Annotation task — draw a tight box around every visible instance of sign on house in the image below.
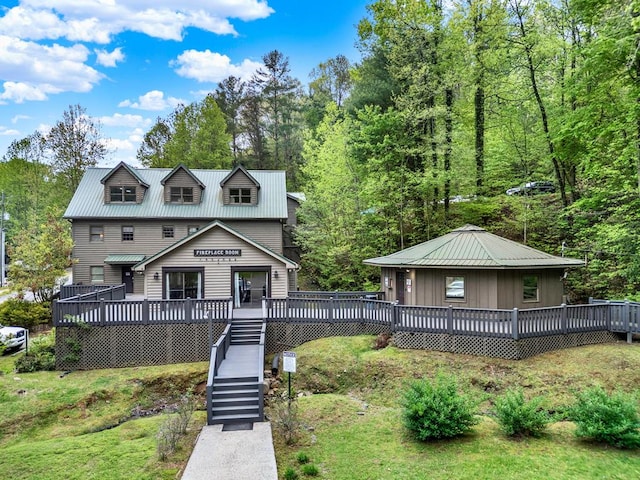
[283,351,297,373]
[193,249,242,257]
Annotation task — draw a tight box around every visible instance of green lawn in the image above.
[1,336,639,479]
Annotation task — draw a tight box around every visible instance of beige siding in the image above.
[103,167,147,203]
[143,227,289,299]
[222,170,258,205]
[286,197,299,226]
[162,170,203,204]
[497,269,564,309]
[225,220,283,253]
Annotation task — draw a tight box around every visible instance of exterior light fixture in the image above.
[273,270,279,279]
[153,272,159,281]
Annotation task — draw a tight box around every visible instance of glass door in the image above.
[233,271,268,308]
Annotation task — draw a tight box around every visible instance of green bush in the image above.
[14,331,56,373]
[0,298,51,330]
[296,452,310,464]
[301,464,319,476]
[493,388,550,438]
[570,386,640,449]
[283,467,299,480]
[401,373,480,441]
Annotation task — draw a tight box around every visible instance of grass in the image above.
[270,336,640,479]
[1,335,640,479]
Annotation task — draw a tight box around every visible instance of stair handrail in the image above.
[258,320,266,421]
[206,322,232,425]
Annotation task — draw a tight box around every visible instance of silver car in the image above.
[0,324,27,351]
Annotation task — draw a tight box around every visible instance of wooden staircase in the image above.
[208,312,265,424]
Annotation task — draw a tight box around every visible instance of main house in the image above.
[64,162,299,308]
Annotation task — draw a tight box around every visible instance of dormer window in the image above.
[110,186,137,202]
[170,187,194,203]
[230,188,252,204]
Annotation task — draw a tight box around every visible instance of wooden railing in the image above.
[206,323,232,425]
[54,292,640,341]
[60,284,126,300]
[289,291,385,300]
[258,321,266,421]
[53,297,232,326]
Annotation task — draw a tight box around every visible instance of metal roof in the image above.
[363,224,584,270]
[64,166,288,220]
[104,254,147,264]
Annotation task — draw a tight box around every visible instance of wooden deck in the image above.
[216,345,261,378]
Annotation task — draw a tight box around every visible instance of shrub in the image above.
[283,467,299,480]
[401,373,480,441]
[296,452,310,464]
[156,395,197,460]
[301,464,319,476]
[570,386,640,449]
[270,398,302,445]
[0,298,51,330]
[494,388,550,438]
[15,330,56,373]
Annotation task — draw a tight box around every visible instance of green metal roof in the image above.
[64,166,288,220]
[364,224,584,270]
[104,254,146,264]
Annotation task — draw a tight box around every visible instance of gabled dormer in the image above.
[100,162,149,204]
[160,164,205,204]
[220,165,260,206]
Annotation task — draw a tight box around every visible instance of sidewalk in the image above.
[181,422,278,480]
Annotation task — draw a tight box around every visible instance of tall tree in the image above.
[46,104,107,192]
[309,54,352,108]
[251,50,302,170]
[137,95,232,169]
[214,76,246,163]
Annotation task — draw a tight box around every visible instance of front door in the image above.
[233,270,269,308]
[396,271,405,305]
[122,266,134,293]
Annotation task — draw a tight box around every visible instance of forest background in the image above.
[1,0,639,303]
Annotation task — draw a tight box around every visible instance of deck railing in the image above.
[53,291,640,341]
[206,323,232,425]
[53,297,232,326]
[60,284,126,301]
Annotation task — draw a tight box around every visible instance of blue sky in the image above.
[0,0,371,167]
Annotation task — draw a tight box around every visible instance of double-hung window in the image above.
[162,226,175,239]
[523,276,539,302]
[90,266,104,283]
[90,225,104,242]
[122,225,134,241]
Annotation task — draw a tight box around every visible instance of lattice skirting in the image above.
[392,330,619,360]
[265,321,389,354]
[55,323,226,370]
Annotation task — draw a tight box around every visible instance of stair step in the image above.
[213,382,258,392]
[212,397,259,407]
[212,388,259,399]
[215,376,258,384]
[212,405,260,416]
[210,413,262,424]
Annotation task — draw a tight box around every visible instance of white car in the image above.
[0,324,27,351]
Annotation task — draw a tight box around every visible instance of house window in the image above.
[110,186,136,202]
[90,225,104,242]
[230,188,252,204]
[523,276,539,302]
[162,226,174,238]
[90,266,104,283]
[166,271,202,299]
[445,276,465,300]
[170,187,194,203]
[188,225,199,235]
[122,225,134,241]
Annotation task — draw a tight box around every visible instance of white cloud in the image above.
[0,35,103,102]
[99,113,152,128]
[172,50,262,83]
[119,90,185,111]
[11,114,30,124]
[0,1,275,43]
[95,47,125,67]
[0,126,20,136]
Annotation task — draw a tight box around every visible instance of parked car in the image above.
[0,324,27,351]
[506,181,555,196]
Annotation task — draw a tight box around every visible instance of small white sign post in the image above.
[283,351,297,400]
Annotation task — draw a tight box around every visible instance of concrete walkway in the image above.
[181,422,278,480]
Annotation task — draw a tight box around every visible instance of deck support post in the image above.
[511,308,519,340]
